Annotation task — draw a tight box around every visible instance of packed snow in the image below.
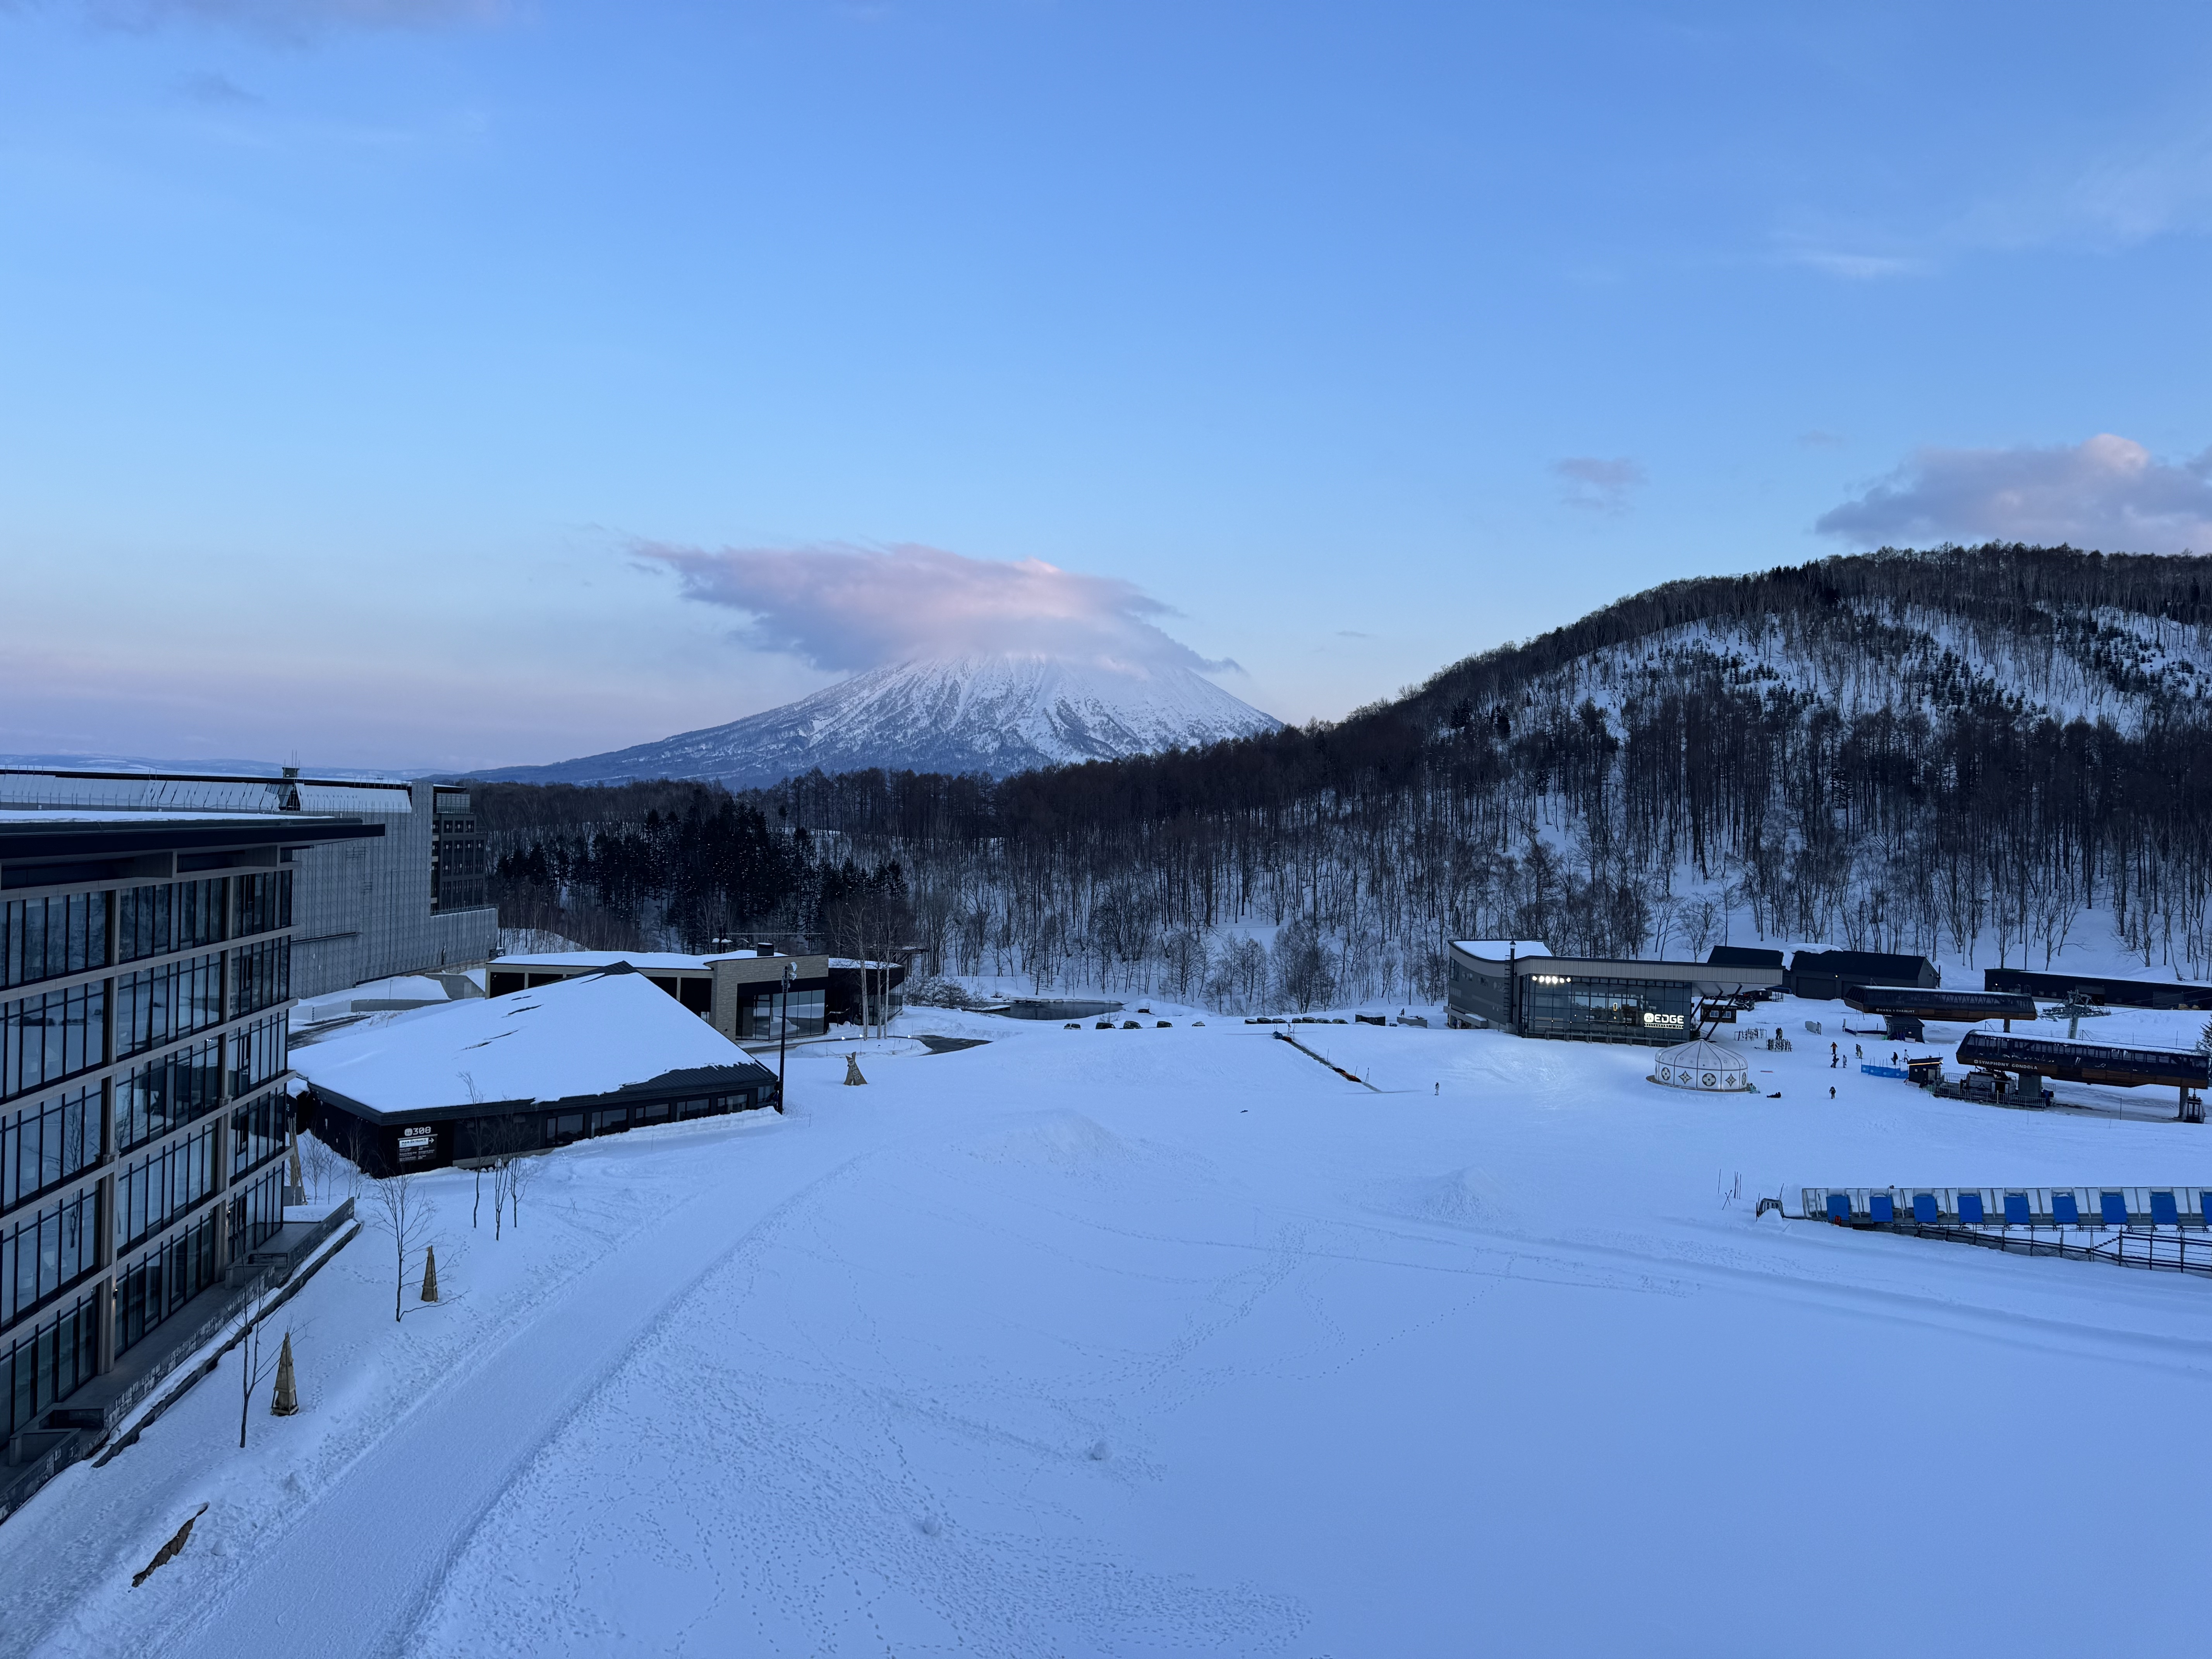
[7,1000,2212,1655]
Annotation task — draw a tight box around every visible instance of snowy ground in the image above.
[8,998,2212,1656]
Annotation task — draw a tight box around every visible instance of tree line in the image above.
[474,544,2212,1010]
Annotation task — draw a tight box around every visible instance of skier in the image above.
[1855,1043,1863,1060]
[1829,1085,1836,1100]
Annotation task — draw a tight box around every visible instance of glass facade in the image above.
[0,835,316,1452]
[1,891,108,990]
[228,1164,284,1256]
[231,1091,282,1177]
[1,1186,100,1329]
[116,953,223,1060]
[116,878,228,964]
[1520,973,1694,1041]
[114,1209,220,1359]
[228,1015,287,1100]
[231,938,290,1018]
[3,1290,100,1438]
[0,982,107,1103]
[114,1126,217,1253]
[234,871,292,939]
[740,988,825,1039]
[118,1038,224,1152]
[0,1087,99,1213]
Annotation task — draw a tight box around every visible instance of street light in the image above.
[776,959,796,1114]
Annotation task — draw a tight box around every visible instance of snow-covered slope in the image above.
[11,1010,2212,1656]
[474,654,1281,787]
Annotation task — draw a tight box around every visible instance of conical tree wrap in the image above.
[420,1244,440,1303]
[270,1332,300,1417]
[844,1053,869,1086]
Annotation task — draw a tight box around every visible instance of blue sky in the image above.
[4,1,2210,771]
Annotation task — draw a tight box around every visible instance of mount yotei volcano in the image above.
[474,654,1281,788]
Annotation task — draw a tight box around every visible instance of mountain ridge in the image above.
[468,653,1281,788]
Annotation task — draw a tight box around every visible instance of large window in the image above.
[114,1125,216,1253]
[1,1186,99,1328]
[0,891,107,991]
[0,982,106,1104]
[116,953,223,1059]
[229,1163,283,1256]
[227,1015,287,1100]
[1521,974,1694,1041]
[232,938,290,1018]
[2,1290,100,1438]
[740,988,824,1039]
[116,878,228,964]
[231,1091,282,1177]
[118,1038,224,1153]
[234,871,292,939]
[114,1209,219,1359]
[0,1087,98,1215]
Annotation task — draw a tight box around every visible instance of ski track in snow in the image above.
[14,1008,2212,1654]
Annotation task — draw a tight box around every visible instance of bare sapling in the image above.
[364,1170,437,1322]
[235,1275,281,1448]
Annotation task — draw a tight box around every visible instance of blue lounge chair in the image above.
[2100,1191,2129,1227]
[1870,1194,1895,1223]
[2053,1193,2080,1226]
[2003,1192,2032,1225]
[1958,1193,1985,1224]
[1911,1193,1940,1224]
[2152,1191,2180,1227]
[1826,1192,1853,1221]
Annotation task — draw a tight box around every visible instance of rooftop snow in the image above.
[492,950,776,972]
[292,971,759,1113]
[1451,939,1553,962]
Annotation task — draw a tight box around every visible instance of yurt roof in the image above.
[1656,1039,1747,1068]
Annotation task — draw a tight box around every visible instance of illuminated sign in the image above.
[1642,1012,1685,1029]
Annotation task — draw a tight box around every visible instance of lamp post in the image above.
[776,960,795,1114]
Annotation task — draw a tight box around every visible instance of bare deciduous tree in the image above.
[363,1171,436,1323]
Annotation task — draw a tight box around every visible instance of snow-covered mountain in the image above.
[472,654,1281,788]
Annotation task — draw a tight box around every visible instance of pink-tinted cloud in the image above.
[1816,434,2212,552]
[637,542,1235,676]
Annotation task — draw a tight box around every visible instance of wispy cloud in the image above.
[1815,433,2212,553]
[1798,430,1847,450]
[82,0,499,41]
[175,68,260,104]
[1778,116,2212,280]
[635,541,1234,675]
[1553,456,1647,515]
[1779,246,1927,281]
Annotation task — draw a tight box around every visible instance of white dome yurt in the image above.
[1649,1039,1751,1093]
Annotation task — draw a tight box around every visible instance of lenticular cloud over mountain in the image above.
[639,541,1236,675]
[474,542,1281,786]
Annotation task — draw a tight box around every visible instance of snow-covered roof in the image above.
[293,971,764,1114]
[1451,939,1553,963]
[0,809,316,826]
[0,771,410,816]
[492,950,776,972]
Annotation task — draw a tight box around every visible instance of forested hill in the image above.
[474,544,2212,1007]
